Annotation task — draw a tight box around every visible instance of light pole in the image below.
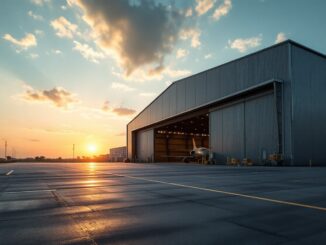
[4,140,7,159]
[72,144,75,160]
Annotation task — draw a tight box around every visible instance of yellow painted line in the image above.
[5,170,14,176]
[111,173,326,212]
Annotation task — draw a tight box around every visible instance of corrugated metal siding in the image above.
[169,83,177,116]
[136,129,154,162]
[194,73,207,105]
[210,93,277,164]
[291,45,326,166]
[158,96,163,122]
[162,88,170,119]
[127,125,132,159]
[149,99,156,123]
[221,103,244,160]
[185,76,196,110]
[206,68,220,102]
[176,79,186,113]
[210,108,224,162]
[245,93,277,162]
[210,103,244,162]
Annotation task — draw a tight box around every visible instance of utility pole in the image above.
[72,144,75,160]
[4,140,7,158]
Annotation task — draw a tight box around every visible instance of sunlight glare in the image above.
[87,144,97,154]
[88,162,96,172]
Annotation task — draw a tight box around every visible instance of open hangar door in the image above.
[210,91,279,164]
[135,129,154,162]
[154,114,209,162]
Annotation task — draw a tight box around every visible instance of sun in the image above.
[87,144,97,154]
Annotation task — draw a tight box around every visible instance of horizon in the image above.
[1,0,326,158]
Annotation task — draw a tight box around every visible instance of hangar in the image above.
[127,40,326,166]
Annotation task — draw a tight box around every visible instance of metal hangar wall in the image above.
[127,40,326,166]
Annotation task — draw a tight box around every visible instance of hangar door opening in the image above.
[154,114,209,162]
[210,92,278,164]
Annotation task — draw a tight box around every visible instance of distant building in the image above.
[110,146,127,162]
[97,154,110,161]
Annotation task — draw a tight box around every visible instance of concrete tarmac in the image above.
[0,162,326,244]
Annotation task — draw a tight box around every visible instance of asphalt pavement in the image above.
[0,162,326,244]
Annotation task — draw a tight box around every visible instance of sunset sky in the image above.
[0,0,325,158]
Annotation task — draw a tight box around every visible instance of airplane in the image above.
[187,138,210,163]
[162,138,212,164]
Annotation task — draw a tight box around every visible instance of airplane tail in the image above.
[192,138,197,149]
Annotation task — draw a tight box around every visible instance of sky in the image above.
[0,0,325,158]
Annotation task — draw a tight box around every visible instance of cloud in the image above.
[146,66,191,80]
[69,0,185,76]
[31,0,51,6]
[73,41,104,63]
[28,10,44,21]
[111,82,158,99]
[204,53,212,59]
[29,53,39,59]
[116,132,126,136]
[34,29,44,36]
[52,49,62,54]
[113,107,136,116]
[195,0,215,16]
[21,85,79,108]
[180,28,201,48]
[185,8,193,17]
[212,0,232,21]
[275,32,287,44]
[101,100,136,116]
[102,100,110,112]
[112,64,191,82]
[51,16,78,39]
[3,33,37,50]
[176,48,189,59]
[111,82,135,92]
[26,138,40,142]
[147,65,165,77]
[165,81,172,87]
[228,35,262,53]
[112,67,159,82]
[164,67,192,78]
[139,92,157,97]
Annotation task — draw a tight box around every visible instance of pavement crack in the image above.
[225,219,288,240]
[51,190,98,245]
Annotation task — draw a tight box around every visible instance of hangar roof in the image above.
[128,40,325,127]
